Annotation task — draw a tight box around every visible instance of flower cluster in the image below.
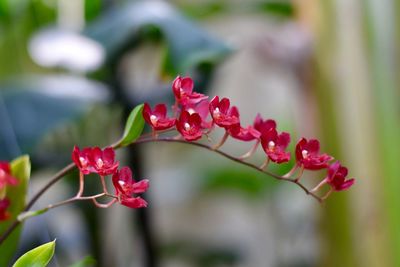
[72,146,149,208]
[0,161,18,221]
[143,76,355,199]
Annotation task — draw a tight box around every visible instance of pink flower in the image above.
[261,129,291,163]
[253,114,276,135]
[209,96,240,128]
[229,124,261,141]
[176,111,203,141]
[184,100,213,129]
[325,161,355,191]
[0,162,18,190]
[112,167,149,208]
[0,198,10,221]
[172,76,208,106]
[143,103,176,131]
[295,138,333,170]
[72,146,119,176]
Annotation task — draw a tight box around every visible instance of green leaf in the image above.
[68,256,96,267]
[13,240,56,267]
[0,155,31,266]
[118,104,145,147]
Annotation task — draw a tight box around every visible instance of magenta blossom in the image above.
[0,198,10,221]
[325,161,355,191]
[184,100,213,129]
[261,128,291,163]
[0,161,18,190]
[295,138,333,170]
[143,103,176,131]
[72,146,119,176]
[209,96,240,128]
[112,167,149,208]
[229,124,261,141]
[172,76,208,106]
[253,114,276,135]
[176,111,203,141]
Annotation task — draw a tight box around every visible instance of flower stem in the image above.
[259,158,270,170]
[311,178,328,193]
[100,176,109,195]
[239,140,260,160]
[213,131,229,150]
[283,164,298,178]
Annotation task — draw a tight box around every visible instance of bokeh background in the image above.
[0,0,398,266]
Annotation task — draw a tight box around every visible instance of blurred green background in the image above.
[0,0,398,266]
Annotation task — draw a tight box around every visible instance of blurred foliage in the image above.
[84,1,232,76]
[68,255,96,267]
[0,75,110,160]
[200,162,292,199]
[162,240,240,267]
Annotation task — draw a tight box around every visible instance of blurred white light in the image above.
[29,28,105,72]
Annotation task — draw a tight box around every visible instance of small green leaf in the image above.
[0,155,31,266]
[118,104,145,147]
[13,240,56,267]
[68,256,96,267]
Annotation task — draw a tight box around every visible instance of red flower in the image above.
[143,103,176,131]
[261,128,291,163]
[172,76,208,106]
[185,100,213,129]
[253,114,276,135]
[295,138,333,170]
[112,167,149,208]
[229,124,261,141]
[325,161,355,191]
[0,198,10,221]
[72,146,119,175]
[209,96,240,128]
[91,147,119,176]
[176,111,203,141]
[0,162,18,189]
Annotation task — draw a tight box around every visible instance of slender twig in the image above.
[133,137,323,202]
[0,163,76,245]
[100,176,109,195]
[213,131,229,150]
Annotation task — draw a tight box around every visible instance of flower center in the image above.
[184,122,191,131]
[79,157,88,167]
[268,141,275,151]
[150,115,158,124]
[187,108,195,114]
[96,158,104,168]
[302,150,309,159]
[213,107,221,118]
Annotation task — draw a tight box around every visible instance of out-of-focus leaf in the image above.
[84,0,231,75]
[201,166,280,199]
[0,75,110,160]
[0,155,31,266]
[68,255,96,267]
[118,104,145,147]
[258,1,294,17]
[12,240,56,267]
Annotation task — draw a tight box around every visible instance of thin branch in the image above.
[133,137,323,203]
[0,163,76,245]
